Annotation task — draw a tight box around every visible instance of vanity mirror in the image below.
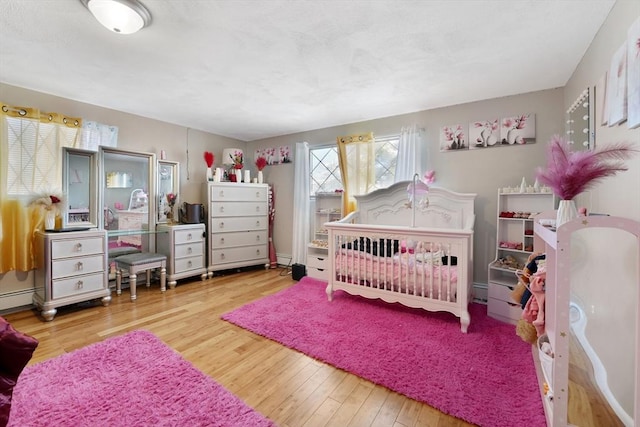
[157,160,179,223]
[566,87,595,150]
[62,147,99,228]
[99,147,156,254]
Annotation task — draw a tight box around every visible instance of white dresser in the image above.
[33,229,111,321]
[156,223,208,287]
[203,182,270,275]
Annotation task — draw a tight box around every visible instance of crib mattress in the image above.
[334,249,458,301]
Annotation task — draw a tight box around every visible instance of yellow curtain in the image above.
[0,102,81,273]
[337,132,376,215]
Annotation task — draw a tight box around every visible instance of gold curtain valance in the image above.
[337,132,374,145]
[1,103,82,128]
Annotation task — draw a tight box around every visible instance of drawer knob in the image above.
[219,222,224,229]
[256,191,260,198]
[187,260,192,267]
[187,233,193,240]
[75,243,83,251]
[76,280,83,289]
[187,247,193,254]
[256,220,260,227]
[220,206,225,213]
[220,237,225,244]
[256,206,260,212]
[256,235,260,241]
[76,262,83,271]
[220,253,225,260]
[219,190,224,197]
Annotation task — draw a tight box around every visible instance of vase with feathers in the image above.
[535,135,637,227]
[204,151,214,181]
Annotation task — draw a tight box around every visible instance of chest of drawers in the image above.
[156,223,208,287]
[33,229,111,321]
[203,182,270,275]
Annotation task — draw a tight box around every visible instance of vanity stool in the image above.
[114,252,167,301]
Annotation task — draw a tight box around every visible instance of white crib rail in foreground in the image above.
[326,222,474,333]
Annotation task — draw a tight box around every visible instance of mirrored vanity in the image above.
[99,147,157,266]
[62,147,99,228]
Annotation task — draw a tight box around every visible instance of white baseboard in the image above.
[472,282,488,304]
[0,289,34,312]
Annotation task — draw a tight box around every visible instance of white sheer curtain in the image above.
[395,124,427,182]
[291,141,310,265]
[79,121,118,151]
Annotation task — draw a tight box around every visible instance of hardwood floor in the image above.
[3,268,621,426]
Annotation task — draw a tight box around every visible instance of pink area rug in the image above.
[9,330,274,427]
[222,277,545,427]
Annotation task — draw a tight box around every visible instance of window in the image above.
[309,135,399,195]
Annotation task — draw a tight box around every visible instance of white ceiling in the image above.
[0,0,616,141]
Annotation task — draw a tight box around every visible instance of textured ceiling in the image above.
[0,0,616,141]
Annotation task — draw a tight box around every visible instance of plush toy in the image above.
[515,318,538,344]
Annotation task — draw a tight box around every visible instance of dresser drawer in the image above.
[51,237,104,259]
[175,228,205,245]
[52,272,105,299]
[51,254,105,279]
[211,244,268,264]
[307,254,329,269]
[210,230,267,248]
[307,266,329,281]
[175,256,205,273]
[210,217,267,233]
[210,185,267,202]
[209,201,268,217]
[174,242,204,259]
[488,298,522,324]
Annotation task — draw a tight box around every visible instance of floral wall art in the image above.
[254,145,292,166]
[469,119,499,149]
[499,113,536,145]
[439,124,467,151]
[606,42,628,126]
[458,113,536,152]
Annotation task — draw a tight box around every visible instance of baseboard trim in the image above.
[0,289,34,312]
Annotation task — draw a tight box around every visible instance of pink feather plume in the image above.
[535,135,637,200]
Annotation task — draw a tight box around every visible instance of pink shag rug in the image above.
[9,330,274,427]
[222,277,545,427]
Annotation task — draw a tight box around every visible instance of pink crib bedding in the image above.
[334,248,458,301]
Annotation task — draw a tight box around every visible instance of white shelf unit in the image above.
[487,190,555,324]
[307,192,342,281]
[533,213,639,426]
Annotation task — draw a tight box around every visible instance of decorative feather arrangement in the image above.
[203,151,214,167]
[535,135,637,200]
[255,156,267,171]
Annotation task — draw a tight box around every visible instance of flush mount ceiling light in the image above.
[80,0,151,35]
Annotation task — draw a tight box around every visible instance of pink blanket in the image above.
[335,249,458,301]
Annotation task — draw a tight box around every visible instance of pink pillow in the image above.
[0,317,38,426]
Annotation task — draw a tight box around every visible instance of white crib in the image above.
[325,182,476,332]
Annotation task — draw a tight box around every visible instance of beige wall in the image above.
[0,84,248,309]
[253,88,565,284]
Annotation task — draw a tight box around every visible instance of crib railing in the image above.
[326,222,472,306]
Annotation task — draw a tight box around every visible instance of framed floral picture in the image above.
[469,119,499,149]
[499,114,536,145]
[254,145,292,165]
[606,42,627,127]
[439,124,467,151]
